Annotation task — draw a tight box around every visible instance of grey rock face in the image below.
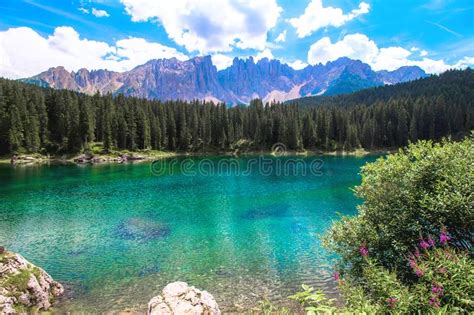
[24,57,428,104]
[0,251,64,314]
[148,282,220,315]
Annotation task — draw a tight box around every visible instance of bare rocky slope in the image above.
[24,56,427,104]
[0,250,64,314]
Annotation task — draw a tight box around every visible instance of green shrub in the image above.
[323,138,473,278]
[289,284,339,314]
[289,138,474,314]
[293,237,473,314]
[249,300,292,315]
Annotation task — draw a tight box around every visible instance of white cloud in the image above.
[417,56,474,74]
[307,33,378,65]
[91,8,110,18]
[307,33,474,73]
[371,47,412,71]
[120,0,282,54]
[0,26,188,78]
[289,1,369,38]
[454,56,474,68]
[410,47,429,57]
[255,48,274,61]
[275,30,286,43]
[78,7,89,14]
[288,59,308,70]
[211,54,233,70]
[113,37,188,69]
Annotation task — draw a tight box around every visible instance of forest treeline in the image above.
[0,69,472,155]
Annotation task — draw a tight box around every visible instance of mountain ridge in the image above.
[23,56,428,104]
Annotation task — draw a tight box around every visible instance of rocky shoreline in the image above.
[2,151,176,166]
[148,282,220,315]
[1,148,390,166]
[1,249,220,315]
[0,249,64,314]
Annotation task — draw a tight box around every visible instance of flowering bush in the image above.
[292,138,474,314]
[323,138,473,279]
[293,231,473,314]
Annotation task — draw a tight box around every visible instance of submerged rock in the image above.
[148,282,220,315]
[241,203,290,220]
[115,218,171,241]
[138,264,160,277]
[0,250,64,314]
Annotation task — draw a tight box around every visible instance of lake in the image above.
[0,155,378,313]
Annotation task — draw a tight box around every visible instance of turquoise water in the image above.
[0,155,377,313]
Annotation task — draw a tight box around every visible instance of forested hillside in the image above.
[0,69,472,155]
[289,69,474,108]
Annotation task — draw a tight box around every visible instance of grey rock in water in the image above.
[148,282,220,315]
[0,251,64,314]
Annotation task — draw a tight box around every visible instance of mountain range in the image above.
[23,56,427,104]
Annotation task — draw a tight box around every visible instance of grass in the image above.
[31,267,42,279]
[13,304,28,314]
[3,269,33,292]
[0,253,53,313]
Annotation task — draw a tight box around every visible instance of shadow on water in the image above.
[138,264,161,277]
[113,218,171,241]
[240,203,302,220]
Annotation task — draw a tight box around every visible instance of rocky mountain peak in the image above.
[24,57,428,104]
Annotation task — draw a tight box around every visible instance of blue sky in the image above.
[0,0,473,78]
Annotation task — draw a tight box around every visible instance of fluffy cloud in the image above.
[211,54,234,70]
[0,26,187,78]
[254,48,274,61]
[113,37,188,69]
[288,60,308,70]
[289,1,369,38]
[275,30,286,43]
[91,8,110,18]
[120,0,282,54]
[307,33,474,73]
[307,33,378,65]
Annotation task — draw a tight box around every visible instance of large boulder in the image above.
[0,250,64,314]
[148,282,220,315]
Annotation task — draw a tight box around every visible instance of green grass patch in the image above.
[31,267,42,279]
[3,269,33,291]
[13,304,28,314]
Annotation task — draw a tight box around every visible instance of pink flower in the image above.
[438,267,447,274]
[359,244,369,257]
[432,284,443,296]
[386,297,398,309]
[414,248,421,258]
[427,236,435,248]
[440,230,451,245]
[409,258,417,269]
[419,238,430,250]
[415,268,424,277]
[429,297,440,308]
[333,272,340,281]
